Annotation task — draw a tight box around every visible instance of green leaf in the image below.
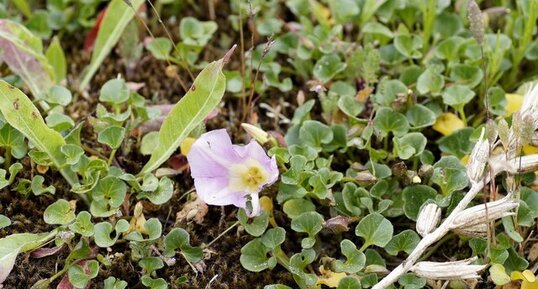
[406,104,436,129]
[0,81,78,185]
[104,277,128,289]
[99,79,130,104]
[450,63,483,88]
[0,20,54,101]
[0,231,56,283]
[90,176,127,217]
[355,213,393,248]
[146,37,172,60]
[46,112,74,132]
[291,211,324,248]
[394,34,423,58]
[261,227,286,250]
[43,199,75,225]
[61,144,84,165]
[0,214,10,229]
[442,85,475,107]
[139,257,164,275]
[431,156,468,195]
[385,230,420,256]
[437,127,474,158]
[0,124,27,159]
[136,176,174,205]
[139,50,230,175]
[141,276,167,289]
[30,175,55,196]
[393,132,427,160]
[240,238,277,272]
[45,36,66,83]
[313,53,347,83]
[69,211,94,237]
[163,228,202,263]
[140,131,159,155]
[333,239,366,273]
[337,277,361,289]
[283,198,316,219]
[93,220,129,248]
[487,86,507,116]
[298,120,333,150]
[126,218,162,242]
[503,247,528,272]
[67,259,99,289]
[502,217,523,242]
[238,209,269,237]
[374,107,409,137]
[79,0,144,89]
[265,285,293,289]
[398,273,426,289]
[417,67,444,95]
[98,126,126,150]
[402,185,437,221]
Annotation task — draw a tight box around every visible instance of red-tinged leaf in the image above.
[31,245,63,258]
[83,8,107,53]
[57,274,74,289]
[167,154,189,172]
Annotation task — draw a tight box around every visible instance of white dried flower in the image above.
[519,85,538,130]
[490,154,538,175]
[411,257,486,280]
[467,128,489,183]
[416,203,441,237]
[450,195,518,229]
[453,223,488,238]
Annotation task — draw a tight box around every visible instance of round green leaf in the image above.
[374,107,409,137]
[355,213,393,248]
[442,85,475,106]
[43,199,75,225]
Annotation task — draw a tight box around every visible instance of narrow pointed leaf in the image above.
[0,81,78,185]
[79,0,144,89]
[139,47,233,175]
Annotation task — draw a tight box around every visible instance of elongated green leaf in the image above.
[46,36,67,83]
[79,0,144,90]
[0,231,56,283]
[0,81,78,185]
[0,20,54,102]
[139,47,234,175]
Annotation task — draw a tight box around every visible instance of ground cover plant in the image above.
[0,0,538,288]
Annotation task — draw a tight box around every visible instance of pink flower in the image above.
[186,129,279,216]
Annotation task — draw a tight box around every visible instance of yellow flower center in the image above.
[229,159,270,193]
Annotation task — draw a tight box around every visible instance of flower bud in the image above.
[451,195,518,229]
[241,123,270,144]
[411,257,486,280]
[416,203,441,237]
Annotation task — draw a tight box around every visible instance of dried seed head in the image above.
[411,257,486,280]
[467,0,485,45]
[416,203,441,237]
[453,223,488,238]
[467,128,489,183]
[519,85,538,130]
[451,195,518,229]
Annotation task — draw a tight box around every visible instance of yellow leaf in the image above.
[460,155,470,165]
[522,280,538,289]
[180,137,196,156]
[523,270,536,282]
[316,266,347,288]
[523,145,538,155]
[505,93,523,117]
[433,112,465,136]
[260,196,278,227]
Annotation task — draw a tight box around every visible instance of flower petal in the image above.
[194,177,245,206]
[234,140,279,185]
[187,129,241,178]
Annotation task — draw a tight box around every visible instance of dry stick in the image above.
[372,181,485,289]
[145,0,195,81]
[239,4,247,116]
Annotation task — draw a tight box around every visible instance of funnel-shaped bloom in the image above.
[186,129,278,216]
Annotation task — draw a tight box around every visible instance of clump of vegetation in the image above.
[0,0,537,289]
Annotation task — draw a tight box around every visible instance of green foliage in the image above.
[355,213,393,249]
[43,199,75,225]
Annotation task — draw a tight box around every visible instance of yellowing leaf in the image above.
[460,155,470,165]
[490,263,510,286]
[433,112,465,136]
[505,93,523,117]
[316,266,347,288]
[180,137,196,156]
[523,145,538,155]
[523,270,536,283]
[260,196,277,227]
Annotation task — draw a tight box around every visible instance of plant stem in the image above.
[107,149,117,167]
[4,147,11,169]
[204,221,240,248]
